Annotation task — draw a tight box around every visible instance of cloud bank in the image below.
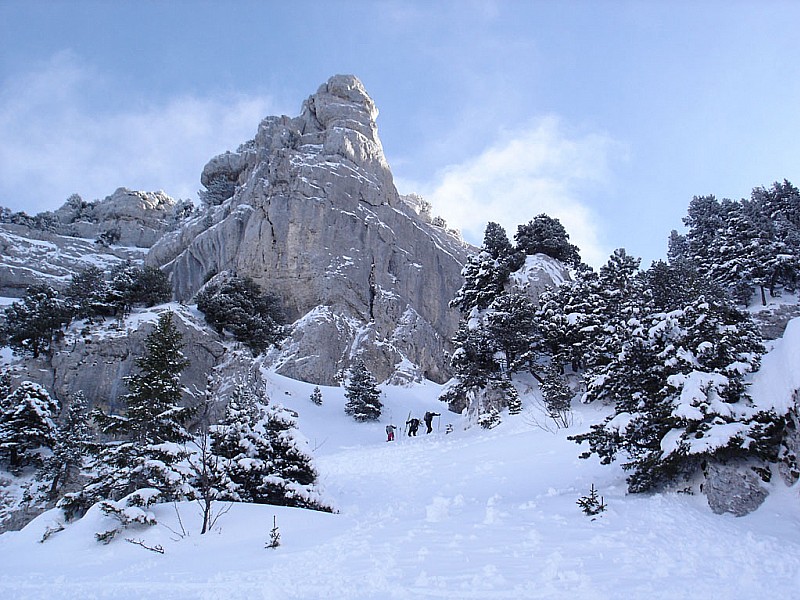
[400,117,624,268]
[0,53,278,213]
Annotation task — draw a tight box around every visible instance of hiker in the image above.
[424,411,440,434]
[386,424,397,442]
[406,417,420,436]
[445,423,453,435]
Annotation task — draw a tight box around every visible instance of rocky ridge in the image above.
[0,188,187,298]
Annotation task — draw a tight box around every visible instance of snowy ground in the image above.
[2,365,800,599]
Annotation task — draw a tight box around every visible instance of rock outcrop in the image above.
[148,75,470,384]
[54,188,184,248]
[0,188,186,298]
[7,304,226,411]
[0,224,142,297]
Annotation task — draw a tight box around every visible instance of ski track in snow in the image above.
[2,366,800,598]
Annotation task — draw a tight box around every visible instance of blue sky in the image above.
[1,1,799,266]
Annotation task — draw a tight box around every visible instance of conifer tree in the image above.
[2,285,70,358]
[515,214,581,268]
[40,391,92,499]
[539,361,573,428]
[64,266,110,319]
[0,381,59,470]
[485,293,539,373]
[310,386,323,406]
[571,295,770,493]
[344,360,382,422]
[196,276,286,354]
[97,312,192,444]
[106,261,140,317]
[132,266,172,308]
[451,223,523,313]
[62,312,192,518]
[211,383,327,510]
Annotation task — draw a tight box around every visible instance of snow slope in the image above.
[2,333,800,598]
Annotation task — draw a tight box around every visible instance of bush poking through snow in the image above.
[477,407,501,430]
[94,492,159,544]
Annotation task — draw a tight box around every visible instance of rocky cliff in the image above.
[0,188,186,298]
[148,75,470,384]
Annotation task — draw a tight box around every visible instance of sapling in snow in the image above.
[266,515,280,549]
[577,484,606,518]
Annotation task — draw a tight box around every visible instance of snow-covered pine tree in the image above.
[131,266,172,308]
[259,404,325,509]
[61,312,192,519]
[515,214,581,268]
[63,266,110,320]
[196,276,286,354]
[97,311,192,444]
[571,294,775,493]
[680,182,800,306]
[211,383,328,511]
[2,284,70,358]
[0,381,59,471]
[310,386,323,406]
[450,222,523,313]
[0,370,11,403]
[539,361,574,428]
[485,292,539,374]
[344,360,382,422]
[39,390,92,499]
[106,261,140,318]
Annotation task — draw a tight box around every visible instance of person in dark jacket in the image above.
[424,411,440,434]
[406,417,420,436]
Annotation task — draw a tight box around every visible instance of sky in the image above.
[1,1,799,267]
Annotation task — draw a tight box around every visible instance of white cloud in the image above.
[398,116,624,268]
[0,52,279,213]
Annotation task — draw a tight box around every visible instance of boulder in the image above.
[704,461,769,517]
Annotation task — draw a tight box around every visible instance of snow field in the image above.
[2,367,800,598]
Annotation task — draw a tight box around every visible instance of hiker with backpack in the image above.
[424,411,440,434]
[406,417,420,436]
[386,424,397,442]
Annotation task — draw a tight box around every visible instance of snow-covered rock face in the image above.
[0,188,180,297]
[508,254,570,304]
[0,224,143,297]
[9,305,225,412]
[149,75,469,384]
[55,188,179,249]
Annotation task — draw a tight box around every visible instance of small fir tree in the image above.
[310,386,323,406]
[344,360,383,422]
[577,484,606,518]
[540,361,573,429]
[266,515,281,549]
[97,312,192,444]
[211,383,328,511]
